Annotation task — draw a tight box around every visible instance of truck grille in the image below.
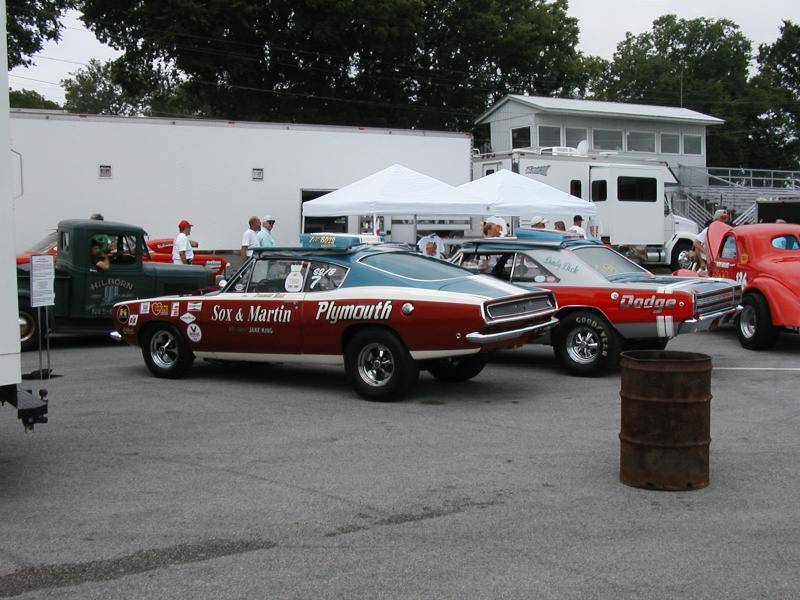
[486,293,555,321]
[695,286,741,316]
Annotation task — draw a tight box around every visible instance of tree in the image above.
[751,20,800,169]
[592,15,757,167]
[6,0,74,69]
[77,0,585,130]
[62,59,140,114]
[9,88,61,109]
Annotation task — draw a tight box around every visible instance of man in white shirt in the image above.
[417,232,445,259]
[693,209,729,269]
[172,220,194,264]
[256,215,277,247]
[240,216,261,261]
[568,215,585,238]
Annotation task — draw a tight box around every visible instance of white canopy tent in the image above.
[301,164,492,219]
[458,169,597,221]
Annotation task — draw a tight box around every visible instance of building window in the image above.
[570,180,582,198]
[591,180,607,202]
[660,133,680,154]
[592,129,623,151]
[538,125,561,147]
[252,168,264,181]
[566,127,587,148]
[98,165,112,179]
[684,134,702,155]
[511,126,531,149]
[618,177,657,202]
[627,131,656,153]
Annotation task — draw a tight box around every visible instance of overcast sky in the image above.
[9,1,800,105]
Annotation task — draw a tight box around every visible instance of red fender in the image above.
[747,275,800,327]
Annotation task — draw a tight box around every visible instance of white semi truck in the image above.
[473,148,699,269]
[1,0,48,429]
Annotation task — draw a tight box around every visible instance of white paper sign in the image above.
[30,254,55,308]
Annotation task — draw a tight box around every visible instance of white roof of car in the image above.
[476,95,724,126]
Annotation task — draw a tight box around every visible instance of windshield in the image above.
[571,246,651,281]
[26,232,57,254]
[361,252,471,281]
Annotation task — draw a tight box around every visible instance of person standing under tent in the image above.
[568,215,586,238]
[417,232,445,259]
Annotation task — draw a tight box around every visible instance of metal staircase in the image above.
[676,166,800,225]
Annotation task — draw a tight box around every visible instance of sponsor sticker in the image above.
[186,323,202,342]
[151,302,169,316]
[128,314,139,326]
[140,301,150,315]
[284,264,304,292]
[171,302,180,317]
[117,305,130,324]
[180,313,196,324]
[187,301,202,312]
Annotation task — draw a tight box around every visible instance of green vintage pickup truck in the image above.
[17,220,215,350]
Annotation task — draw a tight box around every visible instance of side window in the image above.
[511,254,560,283]
[248,259,308,293]
[771,235,800,250]
[110,234,140,265]
[720,235,737,259]
[570,180,582,198]
[305,261,348,292]
[224,261,254,293]
[59,231,70,252]
[460,252,513,279]
[591,180,607,202]
[617,177,657,202]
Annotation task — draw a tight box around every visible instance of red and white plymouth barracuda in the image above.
[112,235,558,400]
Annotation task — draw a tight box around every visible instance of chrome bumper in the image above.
[466,317,559,345]
[109,331,123,342]
[678,305,742,334]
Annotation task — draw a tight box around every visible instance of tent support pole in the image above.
[413,215,418,244]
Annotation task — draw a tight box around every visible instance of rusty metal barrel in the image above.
[619,350,712,491]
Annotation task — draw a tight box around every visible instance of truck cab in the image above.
[16,220,214,349]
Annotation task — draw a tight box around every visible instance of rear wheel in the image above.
[141,324,194,378]
[345,328,419,401]
[554,311,619,376]
[737,293,778,350]
[427,354,487,382]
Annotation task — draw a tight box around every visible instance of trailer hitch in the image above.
[0,384,48,431]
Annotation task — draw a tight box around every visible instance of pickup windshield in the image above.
[571,246,651,281]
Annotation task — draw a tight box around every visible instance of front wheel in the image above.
[18,300,38,352]
[737,293,778,350]
[141,324,194,378]
[427,354,487,382]
[554,312,619,376]
[345,328,419,401]
[670,241,695,271]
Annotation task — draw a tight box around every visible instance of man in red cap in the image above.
[173,219,194,265]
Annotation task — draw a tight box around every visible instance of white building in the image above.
[475,95,723,171]
[9,110,472,251]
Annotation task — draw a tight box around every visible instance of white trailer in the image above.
[9,111,472,252]
[1,2,47,429]
[473,149,699,269]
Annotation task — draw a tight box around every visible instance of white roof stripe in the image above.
[476,95,724,126]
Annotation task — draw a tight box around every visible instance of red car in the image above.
[453,234,742,375]
[17,232,228,277]
[697,221,800,349]
[112,235,558,400]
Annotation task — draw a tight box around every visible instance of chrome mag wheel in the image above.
[150,329,179,370]
[357,342,395,387]
[566,327,599,364]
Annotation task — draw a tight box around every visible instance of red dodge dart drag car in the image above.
[452,232,742,375]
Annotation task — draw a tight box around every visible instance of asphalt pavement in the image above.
[1,328,798,599]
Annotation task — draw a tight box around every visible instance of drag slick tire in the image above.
[737,293,778,350]
[141,323,194,378]
[427,354,487,383]
[345,328,419,401]
[553,311,619,376]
